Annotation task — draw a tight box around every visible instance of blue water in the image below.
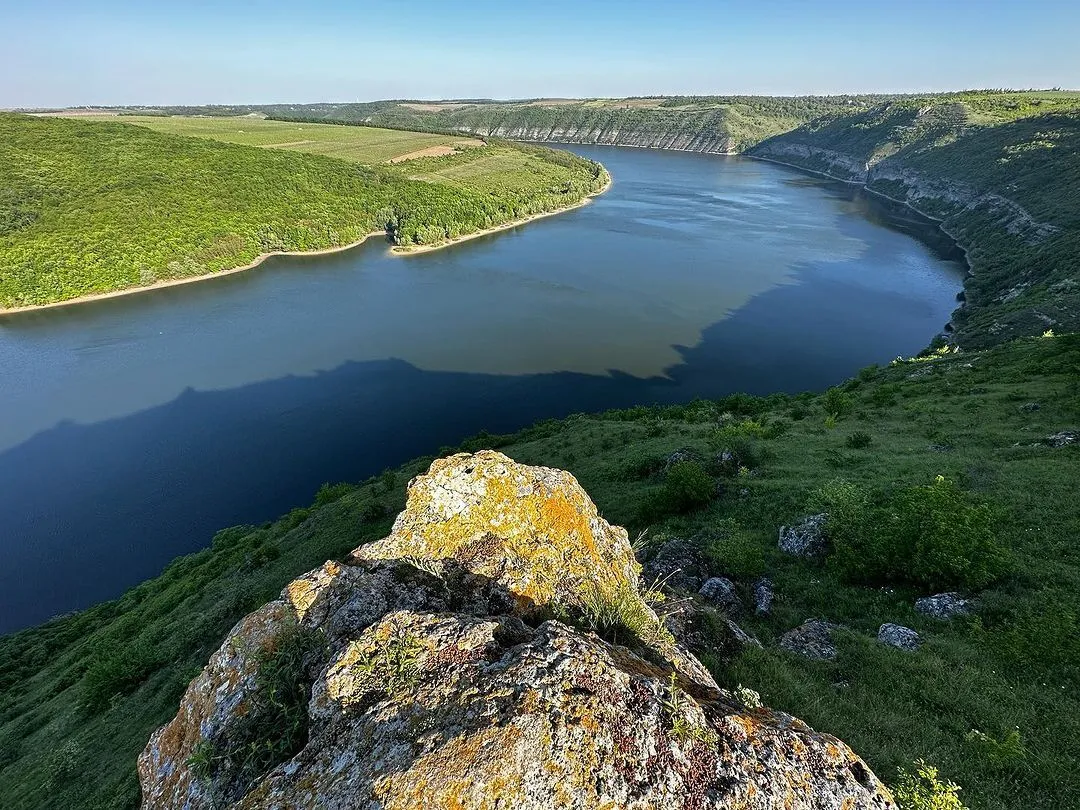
[0,146,964,632]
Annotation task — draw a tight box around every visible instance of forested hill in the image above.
[0,115,607,309]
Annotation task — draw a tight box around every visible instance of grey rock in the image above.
[665,599,760,656]
[642,536,709,591]
[915,592,971,620]
[1045,430,1078,448]
[752,577,775,615]
[778,514,828,557]
[698,576,742,614]
[780,619,839,661]
[878,623,922,651]
[1020,402,1041,413]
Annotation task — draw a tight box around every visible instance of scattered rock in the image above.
[665,599,760,655]
[780,619,839,661]
[928,443,953,452]
[1020,402,1040,413]
[698,576,742,614]
[878,623,922,652]
[752,577,774,615]
[663,446,705,472]
[139,452,894,809]
[1044,430,1078,448]
[778,514,828,557]
[641,535,710,591]
[915,592,971,620]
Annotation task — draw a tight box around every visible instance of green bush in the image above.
[660,461,716,513]
[314,482,353,507]
[703,527,768,579]
[893,760,968,810]
[822,387,854,418]
[639,461,716,521]
[80,639,161,712]
[811,477,1005,590]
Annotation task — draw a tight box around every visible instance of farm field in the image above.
[91,115,485,164]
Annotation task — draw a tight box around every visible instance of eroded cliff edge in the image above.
[139,451,894,809]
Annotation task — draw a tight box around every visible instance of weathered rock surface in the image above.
[780,619,840,661]
[778,514,828,557]
[698,576,742,614]
[753,577,775,616]
[877,624,923,652]
[915,592,972,620]
[140,452,894,809]
[1045,429,1078,448]
[641,535,711,591]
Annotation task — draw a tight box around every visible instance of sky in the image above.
[3,0,1078,107]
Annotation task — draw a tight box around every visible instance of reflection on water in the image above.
[0,147,964,632]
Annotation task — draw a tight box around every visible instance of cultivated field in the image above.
[96,115,485,164]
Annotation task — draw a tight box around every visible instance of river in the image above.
[0,146,965,633]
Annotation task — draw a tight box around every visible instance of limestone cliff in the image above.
[139,451,895,809]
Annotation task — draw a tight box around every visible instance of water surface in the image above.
[0,147,964,632]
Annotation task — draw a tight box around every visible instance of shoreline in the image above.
[0,174,612,317]
[390,173,612,256]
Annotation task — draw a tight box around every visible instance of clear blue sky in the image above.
[3,0,1078,107]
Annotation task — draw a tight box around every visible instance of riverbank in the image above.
[0,175,611,317]
[390,172,612,256]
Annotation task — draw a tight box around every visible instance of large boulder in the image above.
[641,535,711,591]
[780,619,840,661]
[698,576,743,614]
[878,623,923,652]
[140,452,894,810]
[778,514,828,557]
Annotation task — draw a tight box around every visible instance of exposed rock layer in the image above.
[140,452,894,809]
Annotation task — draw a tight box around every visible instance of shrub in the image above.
[314,482,352,506]
[893,760,968,810]
[822,387,854,418]
[846,431,873,449]
[703,529,767,579]
[81,639,161,712]
[813,477,1006,590]
[661,461,716,512]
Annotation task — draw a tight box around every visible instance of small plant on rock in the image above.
[893,760,968,810]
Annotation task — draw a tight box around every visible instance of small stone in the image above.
[780,619,839,661]
[1045,430,1078,448]
[928,443,952,452]
[915,592,971,620]
[878,623,922,651]
[752,578,774,615]
[698,577,742,614]
[778,514,828,557]
[1020,402,1040,413]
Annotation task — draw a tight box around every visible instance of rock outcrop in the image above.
[140,451,894,809]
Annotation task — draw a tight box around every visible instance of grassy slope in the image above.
[1,333,1077,809]
[0,115,606,308]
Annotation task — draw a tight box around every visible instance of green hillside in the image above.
[748,92,1080,348]
[0,115,606,309]
[1,332,1077,809]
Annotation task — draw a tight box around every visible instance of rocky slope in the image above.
[139,451,894,809]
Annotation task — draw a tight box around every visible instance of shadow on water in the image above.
[0,263,954,632]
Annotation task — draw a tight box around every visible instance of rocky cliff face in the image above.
[462,123,737,154]
[139,451,895,809]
